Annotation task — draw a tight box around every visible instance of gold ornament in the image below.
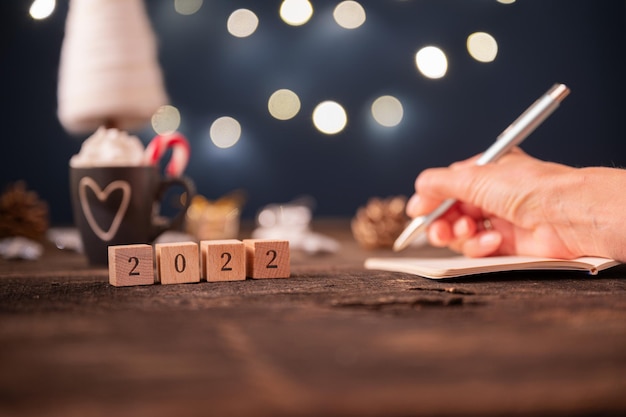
[185,191,245,241]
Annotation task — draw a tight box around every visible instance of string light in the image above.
[371,96,403,127]
[227,9,259,38]
[415,46,448,79]
[174,0,203,15]
[29,0,55,20]
[467,32,498,63]
[268,89,301,121]
[280,0,314,26]
[313,101,347,135]
[210,116,242,149]
[333,1,366,30]
[151,105,181,135]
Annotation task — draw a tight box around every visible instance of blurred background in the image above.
[1,0,625,225]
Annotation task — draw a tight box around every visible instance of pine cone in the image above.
[0,181,49,241]
[351,195,409,249]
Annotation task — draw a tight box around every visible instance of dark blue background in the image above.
[2,1,625,225]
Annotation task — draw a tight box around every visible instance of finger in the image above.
[461,231,503,257]
[406,193,461,218]
[452,215,478,239]
[457,201,486,219]
[428,219,453,247]
[410,155,491,217]
[445,216,481,254]
[418,149,537,202]
[415,165,473,202]
[405,194,421,217]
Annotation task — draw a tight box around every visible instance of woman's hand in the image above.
[406,149,626,262]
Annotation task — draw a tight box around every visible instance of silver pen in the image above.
[393,83,571,252]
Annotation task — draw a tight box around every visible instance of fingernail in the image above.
[406,195,420,215]
[453,217,470,238]
[429,226,446,247]
[479,231,502,248]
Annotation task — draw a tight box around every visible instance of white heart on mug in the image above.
[78,177,132,242]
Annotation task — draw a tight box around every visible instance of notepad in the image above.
[364,255,620,279]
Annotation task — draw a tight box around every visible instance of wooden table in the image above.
[1,220,625,417]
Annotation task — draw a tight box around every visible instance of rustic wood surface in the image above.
[1,219,625,417]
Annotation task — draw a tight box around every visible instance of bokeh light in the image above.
[227,9,259,38]
[497,0,516,4]
[415,46,448,79]
[29,0,55,20]
[151,105,181,135]
[371,95,404,127]
[333,1,366,30]
[312,101,347,135]
[268,89,301,121]
[467,32,498,63]
[210,116,242,149]
[174,0,203,15]
[280,0,314,26]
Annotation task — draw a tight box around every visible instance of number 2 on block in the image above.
[128,256,140,276]
[221,252,233,271]
[266,250,278,269]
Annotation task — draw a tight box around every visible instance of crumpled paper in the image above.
[0,236,43,260]
[251,196,340,254]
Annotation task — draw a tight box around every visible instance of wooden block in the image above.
[108,244,155,287]
[155,242,200,285]
[201,239,246,282]
[243,239,290,279]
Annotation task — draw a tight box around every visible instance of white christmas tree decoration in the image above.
[57,0,168,134]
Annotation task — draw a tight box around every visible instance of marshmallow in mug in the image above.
[70,126,146,168]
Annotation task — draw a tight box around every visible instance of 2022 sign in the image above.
[108,239,290,287]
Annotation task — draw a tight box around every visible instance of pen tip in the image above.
[392,238,406,252]
[549,83,570,102]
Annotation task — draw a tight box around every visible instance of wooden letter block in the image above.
[201,239,246,282]
[108,244,155,287]
[155,242,200,285]
[243,239,290,279]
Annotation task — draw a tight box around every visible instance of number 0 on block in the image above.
[243,239,290,279]
[155,242,200,285]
